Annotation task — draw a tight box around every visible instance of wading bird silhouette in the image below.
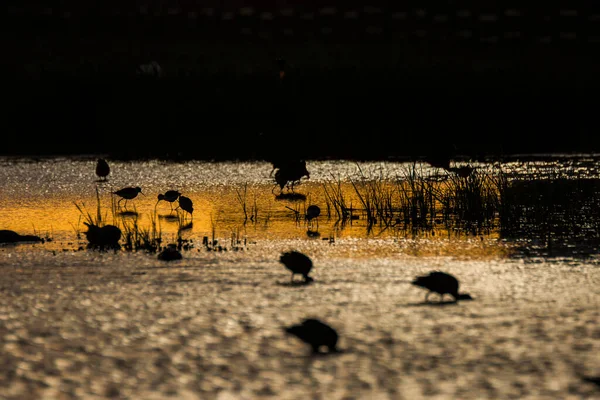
[411,271,473,302]
[306,204,321,228]
[177,195,194,220]
[158,244,183,261]
[83,222,121,251]
[279,250,314,284]
[95,158,110,182]
[112,186,143,208]
[156,190,181,212]
[273,160,310,193]
[284,318,339,354]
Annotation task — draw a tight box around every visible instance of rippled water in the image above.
[0,156,599,399]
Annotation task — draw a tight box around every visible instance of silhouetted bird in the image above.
[582,375,600,388]
[411,271,473,302]
[157,190,181,211]
[450,165,475,178]
[95,158,110,181]
[83,222,121,250]
[285,318,339,354]
[177,195,194,219]
[268,156,286,177]
[422,146,475,178]
[268,157,303,177]
[306,205,321,222]
[0,230,43,244]
[158,244,183,261]
[273,160,310,193]
[112,186,143,208]
[279,250,314,283]
[422,144,458,170]
[423,155,451,170]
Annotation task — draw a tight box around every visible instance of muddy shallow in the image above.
[0,157,599,399]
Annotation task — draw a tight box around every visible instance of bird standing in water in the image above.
[306,204,321,229]
[158,244,183,261]
[279,250,314,284]
[177,195,194,220]
[112,186,143,208]
[83,222,121,250]
[411,271,473,302]
[273,160,310,193]
[95,158,110,182]
[284,318,339,354]
[156,190,181,212]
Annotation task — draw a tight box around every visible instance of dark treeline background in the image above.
[2,1,599,160]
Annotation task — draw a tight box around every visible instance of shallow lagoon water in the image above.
[0,156,599,399]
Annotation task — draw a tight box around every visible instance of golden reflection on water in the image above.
[0,178,512,259]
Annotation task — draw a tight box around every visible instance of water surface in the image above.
[0,156,599,399]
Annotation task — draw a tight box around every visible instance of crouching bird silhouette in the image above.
[95,158,110,182]
[279,250,314,284]
[158,244,183,261]
[411,271,473,303]
[83,223,121,251]
[156,190,181,212]
[0,230,43,244]
[272,160,310,194]
[284,318,340,355]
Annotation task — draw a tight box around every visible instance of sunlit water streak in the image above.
[0,156,599,399]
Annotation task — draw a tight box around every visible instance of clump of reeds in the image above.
[235,183,258,222]
[73,186,109,228]
[121,208,162,253]
[74,186,167,253]
[441,168,499,235]
[394,162,438,233]
[199,215,247,251]
[285,204,302,224]
[74,186,122,251]
[322,173,352,222]
[350,163,397,227]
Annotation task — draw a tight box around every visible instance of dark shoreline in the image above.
[3,73,596,161]
[4,3,597,161]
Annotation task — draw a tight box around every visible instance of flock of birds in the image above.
[278,250,473,353]
[269,156,475,353]
[110,186,195,219]
[86,159,195,254]
[97,158,195,219]
[93,157,474,355]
